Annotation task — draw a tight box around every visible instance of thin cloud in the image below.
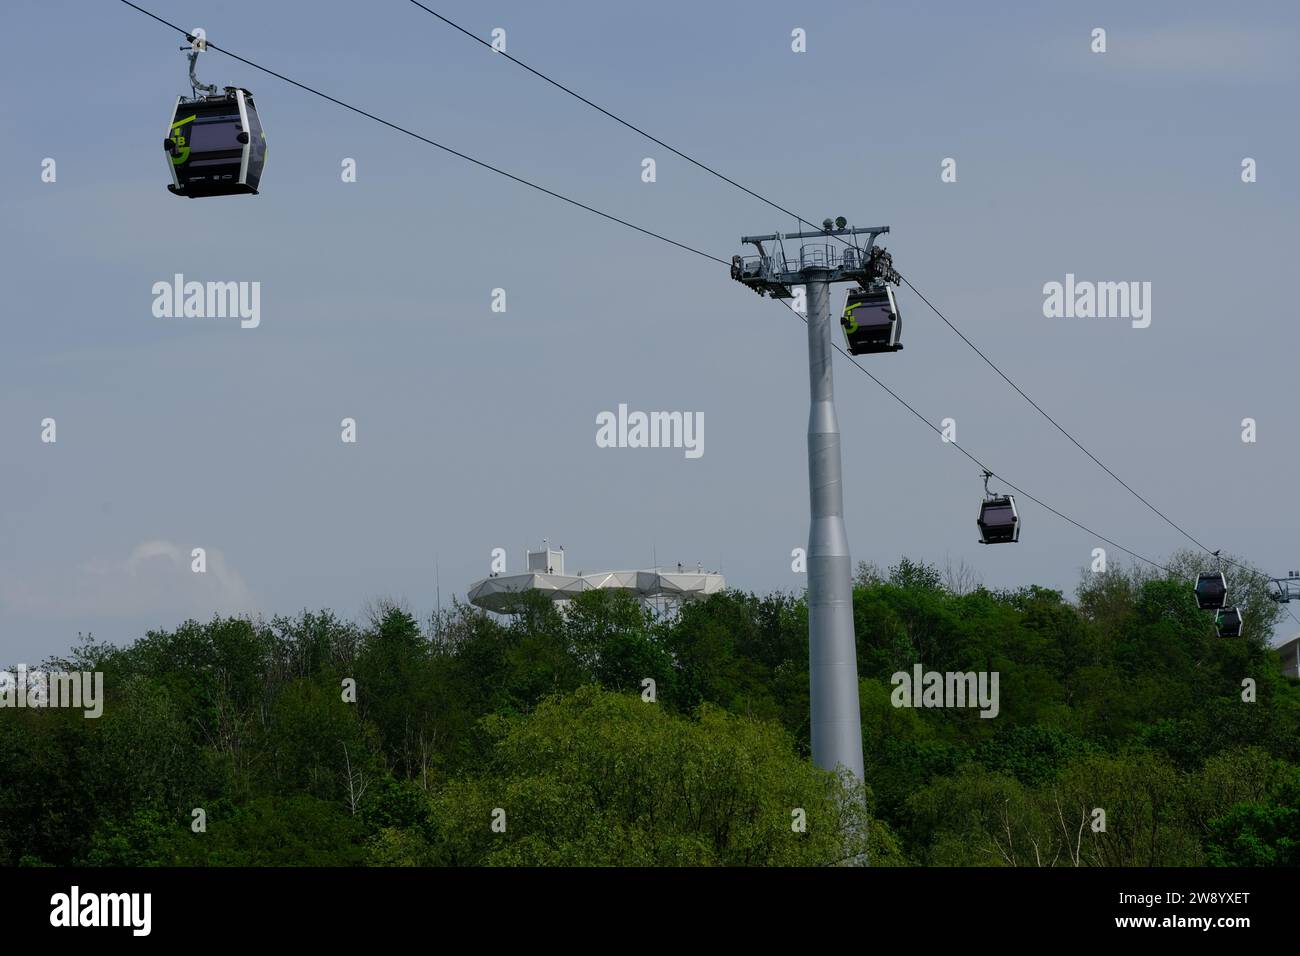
[1050,22,1297,81]
[1118,23,1296,78]
[0,540,256,619]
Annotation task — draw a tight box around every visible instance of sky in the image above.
[2,0,1298,665]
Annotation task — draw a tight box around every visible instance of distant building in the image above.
[1277,635,1300,680]
[467,543,724,615]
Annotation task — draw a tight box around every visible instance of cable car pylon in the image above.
[732,218,900,783]
[1267,571,1300,604]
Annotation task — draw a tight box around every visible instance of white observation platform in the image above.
[467,544,725,614]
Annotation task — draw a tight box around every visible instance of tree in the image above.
[1205,766,1300,866]
[383,686,891,867]
[8,550,1300,869]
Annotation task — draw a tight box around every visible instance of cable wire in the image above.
[121,0,1293,617]
[898,275,1217,555]
[401,2,1266,574]
[404,0,841,240]
[770,297,1172,574]
[118,0,727,267]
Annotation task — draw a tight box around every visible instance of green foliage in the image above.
[377,687,872,866]
[3,549,1297,867]
[888,557,944,592]
[180,796,367,866]
[973,726,1097,787]
[1205,766,1300,866]
[905,752,1203,866]
[1206,803,1300,866]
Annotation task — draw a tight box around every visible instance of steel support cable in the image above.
[400,1,1261,573]
[404,0,840,240]
[897,275,1217,555]
[121,0,1292,608]
[118,0,727,267]
[770,298,1172,574]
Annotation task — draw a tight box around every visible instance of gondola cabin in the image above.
[1215,606,1243,638]
[977,495,1020,544]
[977,494,1019,546]
[841,286,902,354]
[165,88,266,198]
[1194,571,1227,610]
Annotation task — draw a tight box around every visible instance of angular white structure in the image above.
[467,546,724,614]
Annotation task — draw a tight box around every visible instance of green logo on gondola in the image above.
[842,302,861,333]
[169,114,196,165]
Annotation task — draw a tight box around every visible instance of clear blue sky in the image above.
[3,0,1298,664]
